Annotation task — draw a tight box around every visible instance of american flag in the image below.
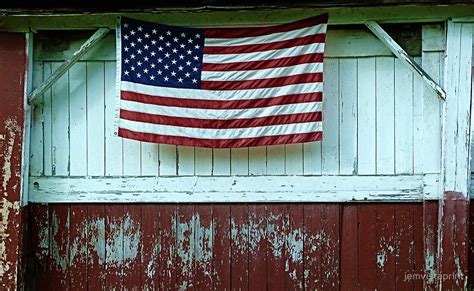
[116,15,327,148]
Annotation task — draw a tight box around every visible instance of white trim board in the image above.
[29,174,440,203]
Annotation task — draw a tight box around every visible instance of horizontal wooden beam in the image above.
[366,21,446,100]
[28,174,440,203]
[27,27,110,105]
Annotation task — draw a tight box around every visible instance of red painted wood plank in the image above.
[177,205,195,290]
[48,205,70,289]
[266,204,286,291]
[212,204,231,290]
[158,205,177,290]
[69,205,88,290]
[452,198,469,287]
[304,204,322,290]
[105,204,124,290]
[194,205,213,289]
[340,204,358,290]
[86,205,106,290]
[441,197,456,288]
[123,205,142,289]
[141,205,159,290]
[469,201,474,287]
[394,204,413,290]
[285,204,304,290]
[29,204,50,290]
[321,204,341,290]
[248,204,267,291]
[230,204,249,290]
[358,204,378,290]
[413,204,424,291]
[375,204,395,291]
[423,200,439,289]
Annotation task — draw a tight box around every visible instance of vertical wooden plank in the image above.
[413,204,424,291]
[231,148,249,175]
[51,62,69,176]
[158,205,177,290]
[87,205,106,290]
[285,204,304,290]
[321,205,341,290]
[394,204,414,290]
[249,147,266,175]
[266,205,286,291]
[358,204,377,290]
[376,57,395,175]
[303,204,322,290]
[30,62,44,176]
[123,206,142,289]
[357,58,376,175]
[68,62,87,176]
[212,148,230,176]
[123,140,141,175]
[177,205,195,290]
[69,205,88,290]
[212,205,231,290]
[339,58,358,175]
[286,144,303,175]
[412,57,424,174]
[248,205,267,291]
[141,205,159,290]
[49,205,70,289]
[43,63,53,176]
[394,60,414,174]
[29,204,50,290]
[303,142,322,175]
[86,62,105,176]
[194,205,213,290]
[230,205,249,290]
[104,61,122,176]
[159,144,177,176]
[423,201,439,290]
[340,204,358,290]
[195,148,213,175]
[322,58,339,175]
[105,205,124,290]
[141,142,159,175]
[267,145,285,175]
[376,204,396,291]
[177,146,194,175]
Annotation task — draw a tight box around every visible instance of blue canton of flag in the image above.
[121,18,205,89]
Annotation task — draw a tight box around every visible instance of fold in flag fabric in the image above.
[116,14,328,148]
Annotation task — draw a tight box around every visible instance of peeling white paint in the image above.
[0,199,20,279]
[2,118,20,192]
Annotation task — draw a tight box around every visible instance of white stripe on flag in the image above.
[119,118,322,139]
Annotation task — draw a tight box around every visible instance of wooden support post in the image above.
[365,21,446,100]
[439,20,473,289]
[27,28,110,105]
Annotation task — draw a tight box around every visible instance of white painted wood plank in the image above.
[413,57,424,174]
[339,58,358,175]
[104,61,123,176]
[123,142,141,176]
[141,142,159,176]
[394,59,415,174]
[159,144,177,176]
[285,143,303,175]
[357,58,377,175]
[249,147,266,175]
[267,145,285,175]
[42,63,53,176]
[68,62,87,176]
[303,142,321,175]
[321,58,339,175]
[177,146,194,175]
[29,175,427,203]
[29,61,44,176]
[51,62,70,176]
[212,148,230,176]
[195,148,213,176]
[375,57,395,175]
[86,62,105,176]
[230,148,248,175]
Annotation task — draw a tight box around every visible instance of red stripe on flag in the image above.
[201,73,323,90]
[119,128,323,148]
[121,91,323,109]
[120,110,322,129]
[203,34,326,54]
[202,53,324,72]
[204,14,328,39]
